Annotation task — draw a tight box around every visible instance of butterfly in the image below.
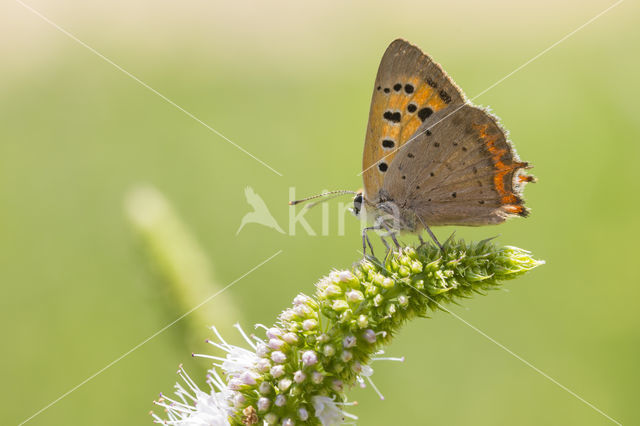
[292,39,534,256]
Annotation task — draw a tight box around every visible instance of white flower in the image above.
[312,396,357,426]
[199,325,260,379]
[152,365,232,426]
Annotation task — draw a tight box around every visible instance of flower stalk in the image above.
[153,238,543,425]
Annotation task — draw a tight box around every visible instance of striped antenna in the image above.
[288,190,357,206]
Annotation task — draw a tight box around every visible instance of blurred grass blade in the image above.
[125,184,240,348]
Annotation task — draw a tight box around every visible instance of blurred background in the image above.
[2,0,639,424]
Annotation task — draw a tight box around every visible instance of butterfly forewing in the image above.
[362,39,465,202]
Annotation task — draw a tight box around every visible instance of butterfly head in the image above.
[350,190,364,217]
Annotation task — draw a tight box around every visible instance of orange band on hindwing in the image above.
[473,123,528,208]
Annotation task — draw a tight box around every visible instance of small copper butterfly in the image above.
[292,39,535,255]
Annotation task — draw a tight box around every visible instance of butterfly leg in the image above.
[362,226,377,258]
[380,236,392,261]
[423,224,444,251]
[390,232,401,249]
[418,235,426,247]
[415,214,444,251]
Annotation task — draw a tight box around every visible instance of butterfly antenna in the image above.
[289,190,357,206]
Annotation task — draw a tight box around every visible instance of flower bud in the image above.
[332,300,349,312]
[239,370,258,385]
[278,378,292,391]
[294,370,306,383]
[341,350,353,362]
[256,344,270,358]
[275,394,287,407]
[270,365,285,378]
[282,418,295,426]
[264,413,278,424]
[302,350,318,366]
[282,332,299,345]
[233,392,245,407]
[302,319,317,331]
[346,289,364,302]
[398,294,409,307]
[343,335,357,348]
[363,329,376,344]
[228,378,243,390]
[373,294,383,307]
[294,303,312,317]
[280,309,297,322]
[325,284,343,297]
[257,358,271,372]
[257,397,271,412]
[357,314,369,328]
[293,294,310,305]
[271,351,286,364]
[259,382,272,395]
[268,339,285,350]
[381,277,394,289]
[266,327,283,339]
[312,371,324,384]
[298,407,309,421]
[323,344,336,357]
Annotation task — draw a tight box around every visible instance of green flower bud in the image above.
[356,314,369,328]
[373,294,383,307]
[331,300,349,312]
[381,277,394,289]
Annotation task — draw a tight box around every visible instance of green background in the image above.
[2,1,638,425]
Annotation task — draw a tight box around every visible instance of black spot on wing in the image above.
[417,107,433,122]
[439,90,452,104]
[381,139,395,149]
[383,111,401,123]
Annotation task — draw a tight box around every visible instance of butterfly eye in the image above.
[353,193,363,215]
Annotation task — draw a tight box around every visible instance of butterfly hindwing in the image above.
[362,39,465,202]
[382,104,533,226]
